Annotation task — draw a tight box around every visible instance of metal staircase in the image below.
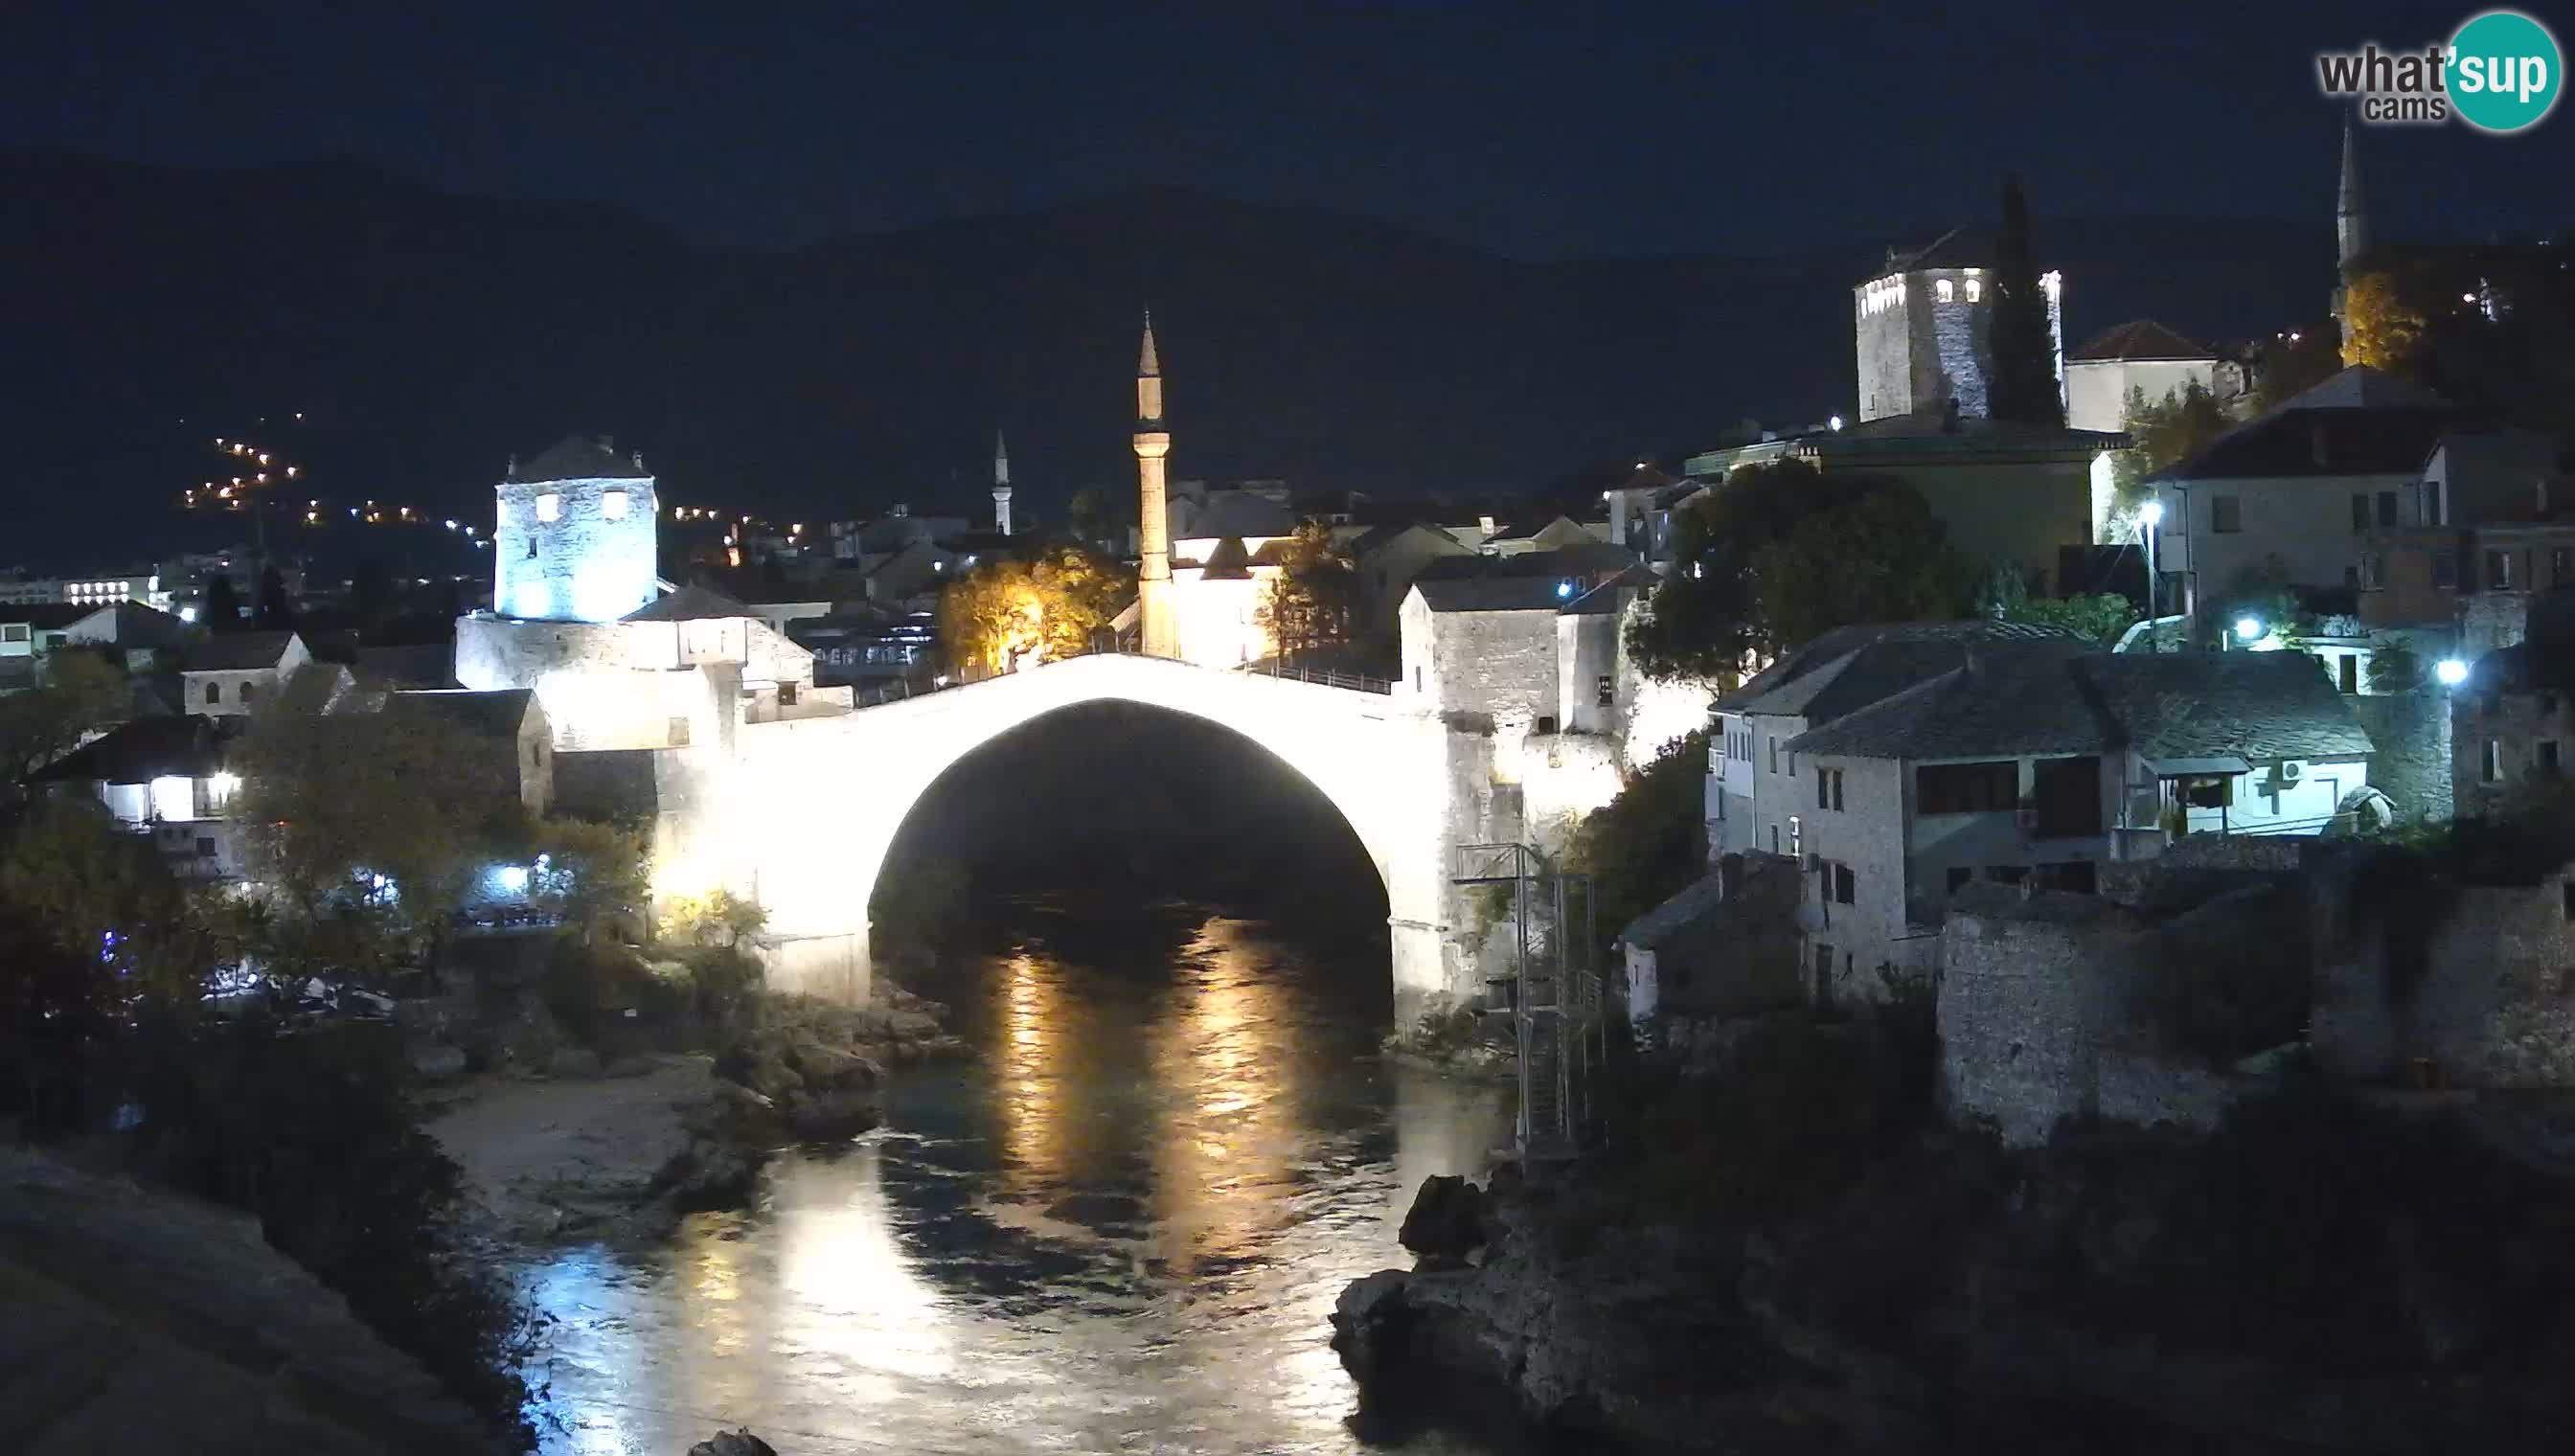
[1454,843,1604,1162]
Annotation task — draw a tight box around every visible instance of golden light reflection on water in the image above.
[1145,919,1304,1271]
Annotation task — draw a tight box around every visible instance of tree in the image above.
[230,667,515,960]
[1255,520,1359,664]
[254,563,295,630]
[2341,270,2427,374]
[200,573,243,632]
[526,816,650,939]
[936,542,1133,674]
[1986,174,2065,428]
[1562,734,1709,963]
[657,888,767,948]
[0,648,127,810]
[2109,380,2233,518]
[1975,564,2138,646]
[1754,487,1971,648]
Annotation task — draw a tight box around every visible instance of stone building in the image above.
[1853,228,2062,424]
[387,688,554,817]
[178,629,309,716]
[2452,635,2575,819]
[2062,319,2229,435]
[491,435,659,625]
[1783,648,2375,1004]
[1618,851,1803,1038]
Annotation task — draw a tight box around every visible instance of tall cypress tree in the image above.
[1987,174,2064,427]
[200,574,243,632]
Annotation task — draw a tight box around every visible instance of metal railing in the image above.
[841,646,1394,710]
[1235,659,1395,694]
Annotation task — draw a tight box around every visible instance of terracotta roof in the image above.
[2069,320,2215,363]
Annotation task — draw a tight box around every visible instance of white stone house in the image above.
[39,715,245,881]
[2062,320,2229,436]
[2146,366,2457,608]
[179,630,310,716]
[1781,648,2375,1005]
[1401,577,1564,731]
[1708,621,2092,866]
[1350,522,1473,642]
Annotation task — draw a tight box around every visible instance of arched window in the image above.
[1965,278,1984,303]
[1936,279,1955,303]
[204,680,222,704]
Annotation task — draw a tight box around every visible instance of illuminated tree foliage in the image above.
[2341,270,2427,374]
[1255,521,1360,664]
[937,542,1133,674]
[230,667,516,944]
[2110,379,2234,516]
[1627,461,1969,683]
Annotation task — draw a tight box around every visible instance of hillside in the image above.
[0,148,2328,558]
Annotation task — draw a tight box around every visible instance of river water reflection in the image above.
[519,907,1515,1455]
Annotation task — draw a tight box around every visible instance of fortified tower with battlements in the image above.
[491,435,659,624]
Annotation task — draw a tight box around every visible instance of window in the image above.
[2377,490,2399,527]
[1833,863,1856,904]
[2435,552,2459,589]
[2554,548,2573,585]
[778,681,799,707]
[525,537,538,559]
[1936,279,1954,303]
[2483,739,2501,784]
[239,682,256,704]
[536,492,562,522]
[2351,493,2371,532]
[1768,739,1778,774]
[1,623,24,643]
[195,836,216,858]
[204,681,221,704]
[2339,654,2359,694]
[1916,761,2017,813]
[669,716,693,747]
[602,489,628,521]
[2211,495,2243,534]
[1770,825,1780,853]
[2488,550,2516,590]
[1817,767,1830,809]
[2541,740,2562,776]
[1965,278,1983,303]
[1596,674,1614,709]
[1535,715,1558,735]
[2427,481,2443,524]
[1831,769,1844,810]
[1789,814,1802,859]
[2182,775,2233,808]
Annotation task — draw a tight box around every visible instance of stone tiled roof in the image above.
[1414,541,1637,582]
[1349,521,1462,557]
[182,629,300,672]
[2068,320,2215,363]
[2156,366,2456,482]
[389,688,538,739]
[1415,577,1571,613]
[1560,565,1658,616]
[1716,620,2086,714]
[38,714,235,785]
[1180,491,1297,540]
[624,585,754,622]
[1786,649,2374,763]
[516,434,650,482]
[1198,536,1255,580]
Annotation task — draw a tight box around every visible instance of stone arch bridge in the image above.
[707,654,1483,1028]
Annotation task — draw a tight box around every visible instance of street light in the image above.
[2234,616,2265,643]
[2436,657,2469,687]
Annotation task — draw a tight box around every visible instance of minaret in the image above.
[2333,118,2370,330]
[1132,311,1178,658]
[991,428,1014,536]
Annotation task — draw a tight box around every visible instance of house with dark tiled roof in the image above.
[1775,648,2375,1003]
[38,715,248,879]
[389,688,553,815]
[2146,365,2459,608]
[1708,621,2093,863]
[179,630,308,716]
[1349,522,1472,641]
[2063,319,2235,436]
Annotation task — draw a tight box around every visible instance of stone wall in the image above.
[1939,892,2144,1146]
[2314,851,2575,1087]
[2450,683,2570,821]
[2349,687,2453,825]
[492,472,658,624]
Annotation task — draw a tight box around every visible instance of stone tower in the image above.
[2333,117,2371,330]
[1133,312,1178,658]
[491,434,658,623]
[1851,229,2062,424]
[991,428,1014,537]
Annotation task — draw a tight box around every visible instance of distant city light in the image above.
[2234,616,2264,642]
[178,605,197,623]
[2436,657,2470,686]
[1829,415,1845,431]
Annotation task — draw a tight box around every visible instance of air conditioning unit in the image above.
[2277,760,2304,785]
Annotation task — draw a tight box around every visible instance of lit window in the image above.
[603,489,629,521]
[1966,279,1983,303]
[1936,279,1954,303]
[536,493,561,522]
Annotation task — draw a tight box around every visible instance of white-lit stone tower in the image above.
[492,434,659,623]
[1133,313,1178,658]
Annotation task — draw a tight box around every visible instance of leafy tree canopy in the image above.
[2341,269,2428,375]
[1255,520,1360,665]
[0,648,128,811]
[937,542,1134,674]
[2110,379,2233,519]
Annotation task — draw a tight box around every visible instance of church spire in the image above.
[2337,116,2370,272]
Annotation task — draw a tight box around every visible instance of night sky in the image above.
[6,0,2566,260]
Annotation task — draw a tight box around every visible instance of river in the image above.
[515,899,1517,1455]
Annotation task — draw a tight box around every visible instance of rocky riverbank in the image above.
[1333,1044,2575,1453]
[428,983,965,1244]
